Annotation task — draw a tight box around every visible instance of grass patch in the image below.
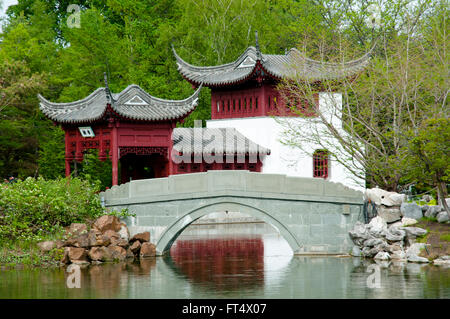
[416,234,429,243]
[420,216,438,223]
[0,242,64,268]
[440,234,450,242]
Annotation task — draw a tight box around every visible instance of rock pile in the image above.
[349,216,432,263]
[365,188,449,224]
[38,215,156,266]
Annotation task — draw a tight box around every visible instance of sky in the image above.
[0,0,18,32]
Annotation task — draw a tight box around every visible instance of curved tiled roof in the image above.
[173,45,373,86]
[172,127,270,156]
[38,84,202,124]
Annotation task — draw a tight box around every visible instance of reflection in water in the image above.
[0,222,448,298]
[170,238,264,292]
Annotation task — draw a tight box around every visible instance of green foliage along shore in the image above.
[0,177,104,244]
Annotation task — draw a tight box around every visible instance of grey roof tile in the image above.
[173,46,373,86]
[38,84,202,124]
[172,127,270,155]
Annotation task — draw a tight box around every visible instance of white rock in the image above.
[425,205,442,218]
[368,216,388,237]
[377,206,402,223]
[374,251,390,260]
[351,246,362,257]
[385,227,406,242]
[406,243,427,257]
[365,188,406,206]
[400,203,422,220]
[407,255,430,263]
[400,217,418,227]
[118,224,130,241]
[390,250,406,260]
[401,227,428,238]
[363,238,385,247]
[436,211,449,223]
[433,258,450,267]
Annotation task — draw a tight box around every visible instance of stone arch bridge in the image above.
[100,171,363,255]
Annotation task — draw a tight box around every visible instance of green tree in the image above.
[278,0,448,192]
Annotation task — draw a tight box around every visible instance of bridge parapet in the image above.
[101,170,363,206]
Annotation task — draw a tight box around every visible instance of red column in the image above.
[64,130,71,177]
[111,123,119,186]
[259,85,266,116]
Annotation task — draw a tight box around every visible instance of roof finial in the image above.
[104,72,113,103]
[255,30,261,60]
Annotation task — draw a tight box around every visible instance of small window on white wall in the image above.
[313,149,329,179]
[79,127,95,138]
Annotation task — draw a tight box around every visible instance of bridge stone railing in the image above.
[101,170,363,205]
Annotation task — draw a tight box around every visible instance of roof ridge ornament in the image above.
[104,72,115,104]
[255,30,262,61]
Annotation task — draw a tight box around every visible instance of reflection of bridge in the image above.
[100,170,363,255]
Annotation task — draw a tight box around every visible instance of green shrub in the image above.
[0,177,104,244]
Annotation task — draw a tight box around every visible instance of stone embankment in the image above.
[351,189,449,265]
[349,216,449,266]
[37,215,155,266]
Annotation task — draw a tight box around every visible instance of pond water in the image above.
[0,222,448,299]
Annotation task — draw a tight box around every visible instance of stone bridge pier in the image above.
[100,171,364,255]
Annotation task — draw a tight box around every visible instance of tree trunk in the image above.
[436,181,449,217]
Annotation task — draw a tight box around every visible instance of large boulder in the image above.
[389,217,418,228]
[67,247,88,262]
[92,215,121,233]
[368,216,388,237]
[88,229,111,247]
[130,241,141,254]
[436,211,449,223]
[401,227,428,238]
[348,222,371,245]
[390,250,406,260]
[400,217,418,227]
[385,227,406,242]
[377,206,402,223]
[433,255,450,266]
[118,223,130,241]
[386,243,403,253]
[362,245,384,258]
[407,255,429,263]
[363,238,385,248]
[374,251,390,260]
[108,246,127,262]
[140,242,156,258]
[400,203,423,220]
[73,233,90,248]
[37,241,56,252]
[103,230,121,246]
[88,246,113,262]
[425,205,442,218]
[406,243,427,257]
[130,232,150,243]
[364,188,406,206]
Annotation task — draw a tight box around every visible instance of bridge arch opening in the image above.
[155,201,302,256]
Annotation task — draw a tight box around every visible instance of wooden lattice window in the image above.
[313,150,329,179]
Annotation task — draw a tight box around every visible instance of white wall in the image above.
[206,93,365,191]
